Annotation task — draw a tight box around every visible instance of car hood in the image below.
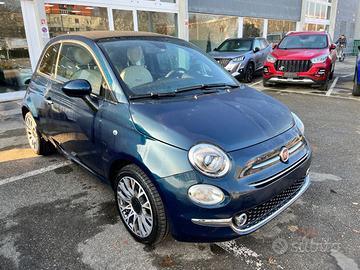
[129,87,294,152]
[272,48,328,60]
[208,50,249,59]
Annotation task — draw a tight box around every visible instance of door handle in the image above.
[45,97,53,105]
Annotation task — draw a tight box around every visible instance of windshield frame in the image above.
[97,36,239,100]
[216,38,253,52]
[278,34,329,50]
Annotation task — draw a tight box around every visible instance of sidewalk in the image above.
[0,91,26,103]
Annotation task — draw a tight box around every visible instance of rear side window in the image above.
[38,44,60,76]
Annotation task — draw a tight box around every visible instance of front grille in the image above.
[242,178,305,229]
[275,60,312,73]
[215,58,231,67]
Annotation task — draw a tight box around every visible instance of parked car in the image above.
[208,37,272,82]
[353,45,360,96]
[263,31,337,91]
[22,31,311,245]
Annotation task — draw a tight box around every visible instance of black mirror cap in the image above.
[62,79,92,98]
[213,47,218,51]
[358,45,360,51]
[254,47,260,53]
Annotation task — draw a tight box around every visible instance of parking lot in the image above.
[1,59,360,270]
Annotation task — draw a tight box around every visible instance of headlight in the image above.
[292,112,305,134]
[266,54,277,63]
[232,56,245,62]
[311,54,329,64]
[188,143,231,177]
[188,184,224,205]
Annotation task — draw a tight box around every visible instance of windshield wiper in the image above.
[175,83,238,93]
[128,92,176,100]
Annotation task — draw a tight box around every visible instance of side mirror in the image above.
[213,47,218,51]
[254,47,260,53]
[358,45,360,51]
[330,43,337,50]
[62,79,91,98]
[272,43,278,50]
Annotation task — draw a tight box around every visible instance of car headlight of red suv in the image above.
[266,54,277,63]
[311,54,329,64]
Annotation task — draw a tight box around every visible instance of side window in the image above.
[260,39,269,49]
[253,40,261,51]
[39,43,60,76]
[56,44,103,96]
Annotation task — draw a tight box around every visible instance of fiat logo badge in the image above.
[279,147,289,163]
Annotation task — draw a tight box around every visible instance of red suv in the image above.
[263,32,337,90]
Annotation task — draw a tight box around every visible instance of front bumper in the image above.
[192,174,310,235]
[155,127,312,242]
[263,61,331,85]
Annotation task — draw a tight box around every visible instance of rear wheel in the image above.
[352,69,360,96]
[244,63,255,83]
[115,164,168,245]
[24,112,54,155]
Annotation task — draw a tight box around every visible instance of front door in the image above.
[46,43,106,175]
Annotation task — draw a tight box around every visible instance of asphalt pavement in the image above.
[0,61,359,270]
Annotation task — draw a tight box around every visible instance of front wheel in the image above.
[353,69,360,96]
[244,63,255,83]
[24,112,54,155]
[115,164,168,245]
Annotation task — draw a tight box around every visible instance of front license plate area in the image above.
[284,72,297,78]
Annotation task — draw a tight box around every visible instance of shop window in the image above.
[267,20,296,43]
[243,18,264,38]
[188,13,238,52]
[45,4,109,37]
[0,0,31,92]
[113,10,134,31]
[137,11,178,37]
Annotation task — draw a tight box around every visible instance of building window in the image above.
[0,0,31,92]
[189,13,238,52]
[243,18,264,38]
[137,11,177,37]
[113,9,134,31]
[45,4,109,37]
[267,20,297,43]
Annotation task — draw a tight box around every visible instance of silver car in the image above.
[209,38,272,82]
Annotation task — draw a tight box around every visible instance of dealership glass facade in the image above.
[189,13,238,52]
[45,4,109,37]
[113,10,134,31]
[0,0,31,92]
[243,17,264,38]
[137,11,178,36]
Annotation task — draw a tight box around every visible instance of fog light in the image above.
[263,67,269,73]
[233,213,248,227]
[188,184,224,206]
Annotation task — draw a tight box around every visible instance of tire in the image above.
[114,164,168,245]
[244,63,255,83]
[352,69,360,96]
[329,64,335,80]
[319,75,330,91]
[24,112,54,155]
[263,78,271,87]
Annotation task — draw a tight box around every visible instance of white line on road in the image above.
[0,160,72,187]
[250,80,262,87]
[326,77,339,96]
[340,73,354,78]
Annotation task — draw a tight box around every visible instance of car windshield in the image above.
[217,39,253,52]
[278,34,328,49]
[99,39,238,98]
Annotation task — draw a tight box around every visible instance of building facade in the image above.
[0,0,359,92]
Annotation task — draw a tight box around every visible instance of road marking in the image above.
[250,80,262,87]
[0,160,72,187]
[0,148,38,163]
[326,77,339,96]
[339,73,354,78]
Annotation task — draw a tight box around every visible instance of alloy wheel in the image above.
[116,176,153,238]
[25,114,39,151]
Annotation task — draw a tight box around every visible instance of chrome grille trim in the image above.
[249,152,308,188]
[239,136,305,179]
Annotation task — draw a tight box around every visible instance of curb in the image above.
[0,91,26,103]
